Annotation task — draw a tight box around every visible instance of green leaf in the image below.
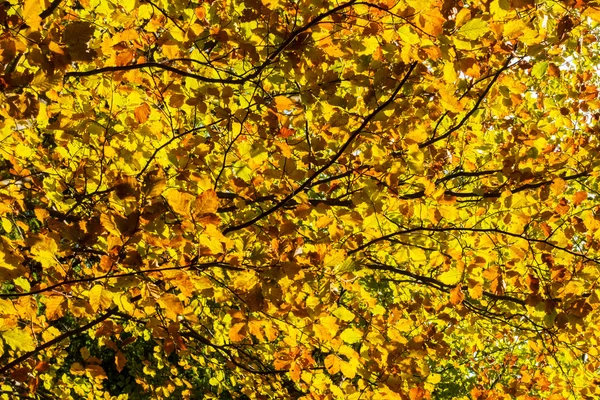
[532,62,548,79]
[458,18,488,40]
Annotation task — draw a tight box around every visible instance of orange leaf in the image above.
[409,387,426,400]
[44,296,66,320]
[289,362,301,382]
[278,127,295,138]
[195,7,206,19]
[450,284,464,305]
[572,191,587,205]
[229,322,247,342]
[195,189,219,215]
[274,96,294,111]
[134,103,151,124]
[115,50,134,66]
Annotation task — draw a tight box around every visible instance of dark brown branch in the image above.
[65,62,241,83]
[0,262,238,299]
[65,0,360,85]
[398,170,588,200]
[366,263,526,306]
[419,54,515,148]
[136,118,226,179]
[216,192,352,213]
[435,169,502,184]
[39,0,63,19]
[350,226,599,265]
[142,0,185,32]
[223,62,417,234]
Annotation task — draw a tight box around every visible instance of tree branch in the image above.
[223,62,418,234]
[419,54,516,148]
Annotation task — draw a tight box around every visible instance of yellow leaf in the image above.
[454,8,471,28]
[1,218,11,233]
[232,270,258,291]
[468,282,483,299]
[199,232,224,254]
[439,85,464,113]
[44,296,66,320]
[22,0,42,30]
[13,276,30,292]
[490,0,509,19]
[407,144,425,173]
[550,178,566,196]
[120,0,136,12]
[30,235,59,269]
[428,373,441,384]
[583,7,600,22]
[503,20,528,39]
[195,189,219,215]
[333,306,355,322]
[2,328,35,351]
[89,285,113,312]
[443,62,458,84]
[438,269,462,285]
[157,294,184,320]
[340,361,357,378]
[324,354,341,374]
[340,327,362,344]
[14,143,33,158]
[113,294,134,313]
[324,44,345,57]
[164,189,195,217]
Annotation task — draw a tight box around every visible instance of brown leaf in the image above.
[142,169,166,198]
[114,176,139,200]
[115,350,126,372]
[85,365,107,380]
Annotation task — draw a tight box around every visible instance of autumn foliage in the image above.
[1,0,600,398]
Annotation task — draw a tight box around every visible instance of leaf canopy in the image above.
[1,0,600,398]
